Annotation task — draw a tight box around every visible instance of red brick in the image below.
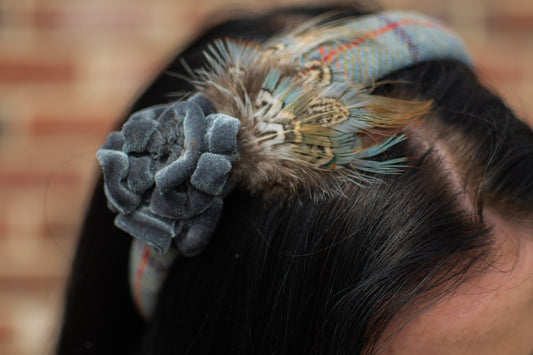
[477,63,524,82]
[28,118,114,136]
[0,221,7,239]
[32,4,151,30]
[0,59,75,83]
[0,276,64,290]
[39,221,80,240]
[0,324,13,343]
[0,172,80,186]
[487,14,533,32]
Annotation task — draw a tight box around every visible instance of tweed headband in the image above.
[97,10,472,318]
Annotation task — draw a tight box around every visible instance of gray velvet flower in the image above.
[97,94,240,256]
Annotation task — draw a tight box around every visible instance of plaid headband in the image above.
[97,10,472,318]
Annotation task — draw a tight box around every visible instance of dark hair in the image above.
[56,5,533,355]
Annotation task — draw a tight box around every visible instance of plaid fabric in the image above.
[129,239,178,318]
[129,11,472,319]
[303,11,470,84]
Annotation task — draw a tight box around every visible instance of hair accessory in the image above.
[196,11,470,199]
[97,11,472,318]
[97,93,240,255]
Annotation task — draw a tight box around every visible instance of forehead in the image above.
[377,210,533,354]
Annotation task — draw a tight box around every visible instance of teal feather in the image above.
[193,11,470,193]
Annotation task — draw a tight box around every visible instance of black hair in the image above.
[56,4,533,355]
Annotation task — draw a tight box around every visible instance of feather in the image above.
[193,14,437,200]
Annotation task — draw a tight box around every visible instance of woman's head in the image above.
[57,4,533,355]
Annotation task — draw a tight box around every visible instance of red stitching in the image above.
[134,245,152,310]
[321,19,444,63]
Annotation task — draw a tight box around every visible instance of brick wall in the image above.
[0,0,531,354]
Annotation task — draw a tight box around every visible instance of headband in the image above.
[96,11,472,318]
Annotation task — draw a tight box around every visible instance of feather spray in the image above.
[193,12,470,200]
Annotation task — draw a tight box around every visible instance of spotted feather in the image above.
[194,11,470,199]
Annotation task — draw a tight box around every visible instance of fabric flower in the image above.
[97,94,240,256]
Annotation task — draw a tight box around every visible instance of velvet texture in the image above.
[97,94,240,256]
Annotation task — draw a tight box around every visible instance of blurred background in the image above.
[0,0,532,354]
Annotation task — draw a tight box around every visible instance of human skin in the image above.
[377,208,533,354]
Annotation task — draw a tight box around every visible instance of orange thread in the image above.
[134,245,152,311]
[321,19,445,64]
